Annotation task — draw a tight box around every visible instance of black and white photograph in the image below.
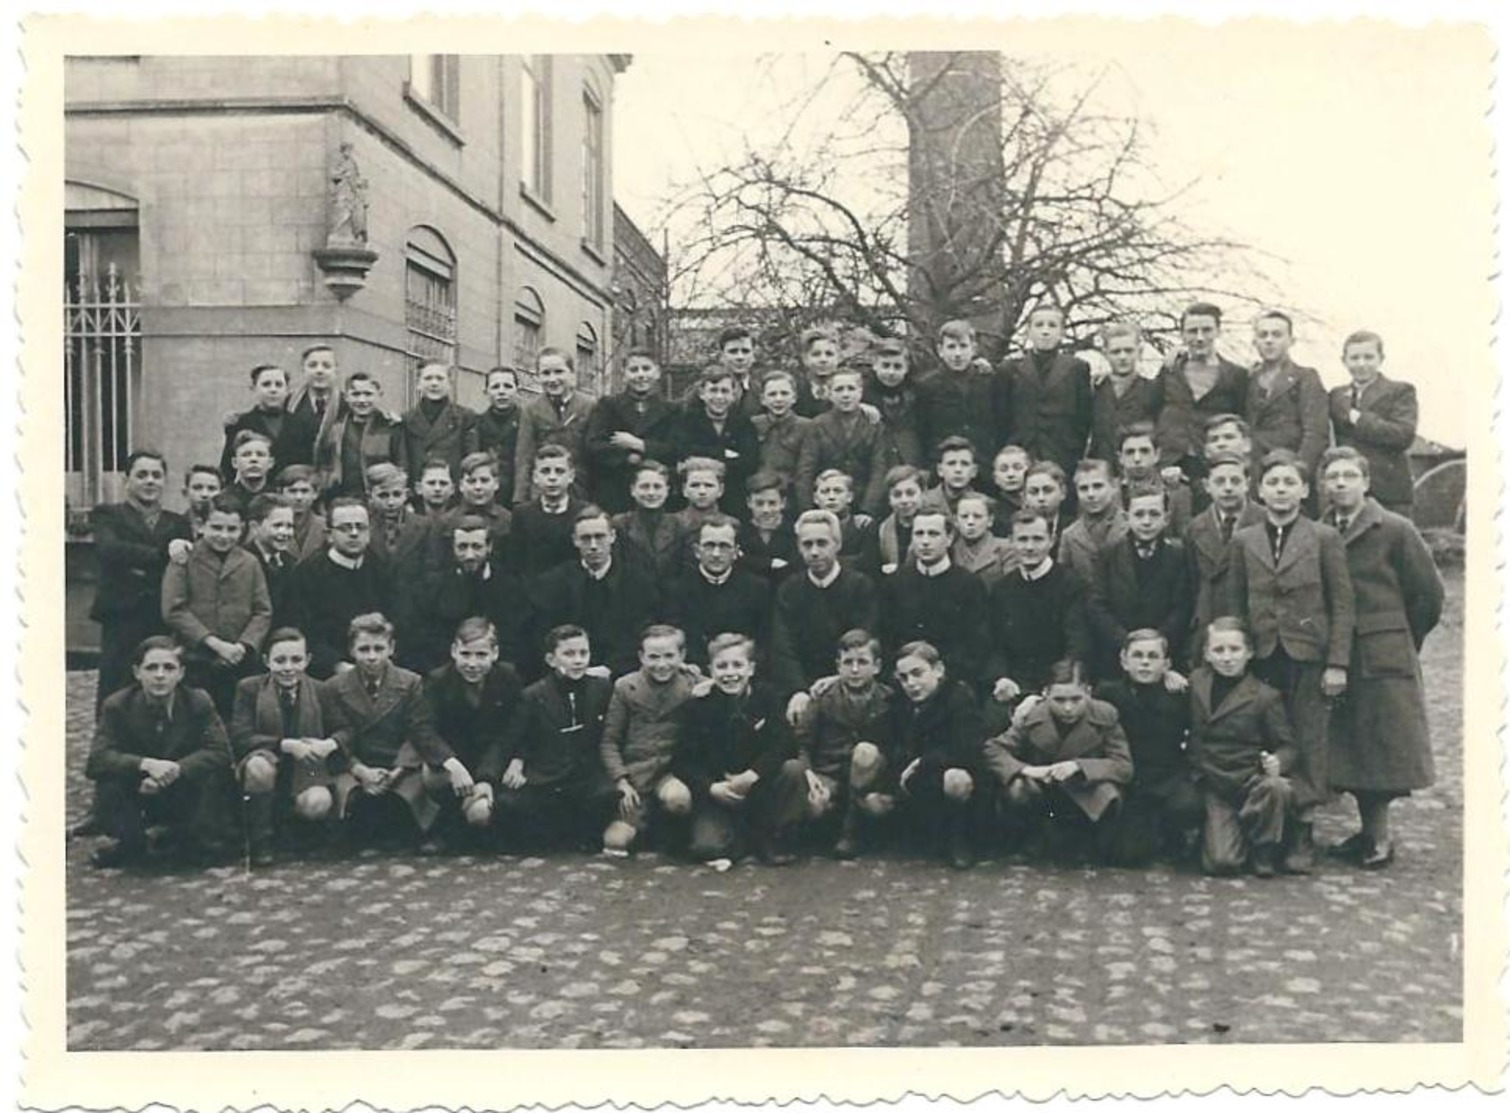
[12,5,1505,1106]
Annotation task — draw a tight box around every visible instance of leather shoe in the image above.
[1251,845,1279,878]
[1328,832,1369,862]
[1360,839,1395,870]
[89,840,143,869]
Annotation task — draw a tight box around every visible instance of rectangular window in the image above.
[520,54,553,201]
[405,256,457,405]
[582,90,605,250]
[409,54,460,121]
[64,226,140,509]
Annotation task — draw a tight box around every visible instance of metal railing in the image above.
[64,262,140,508]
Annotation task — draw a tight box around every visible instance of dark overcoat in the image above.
[1325,498,1444,791]
[1328,374,1419,511]
[1187,668,1297,801]
[982,698,1133,820]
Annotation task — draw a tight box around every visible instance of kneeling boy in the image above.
[85,636,234,867]
[230,626,346,865]
[495,625,615,851]
[672,632,806,866]
[796,628,895,859]
[1188,618,1300,877]
[985,659,1133,862]
[599,624,699,856]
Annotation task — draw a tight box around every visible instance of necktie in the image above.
[1220,514,1234,543]
[1352,384,1363,411]
[315,397,326,422]
[279,689,297,735]
[1271,525,1286,565]
[1337,514,1352,536]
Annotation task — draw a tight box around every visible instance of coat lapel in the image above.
[1205,672,1260,724]
[1275,516,1317,576]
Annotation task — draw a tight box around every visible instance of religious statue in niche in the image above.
[327,141,369,246]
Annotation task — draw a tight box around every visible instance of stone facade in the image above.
[64,53,638,508]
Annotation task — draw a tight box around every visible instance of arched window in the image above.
[576,321,601,395]
[404,226,458,394]
[513,286,545,390]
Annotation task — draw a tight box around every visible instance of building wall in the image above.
[64,53,629,507]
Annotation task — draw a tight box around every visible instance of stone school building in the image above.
[63,53,663,654]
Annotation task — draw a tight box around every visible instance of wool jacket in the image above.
[474,405,521,508]
[530,557,663,677]
[984,562,1090,692]
[797,680,894,781]
[584,392,679,512]
[1221,515,1355,668]
[670,405,761,513]
[318,410,408,497]
[401,398,479,486]
[417,561,535,675]
[885,679,985,776]
[220,404,319,477]
[161,541,273,655]
[750,411,812,486]
[1088,371,1165,462]
[599,669,698,791]
[1186,668,1296,800]
[983,697,1133,820]
[880,561,989,690]
[325,662,448,769]
[613,508,688,582]
[87,684,232,783]
[997,351,1095,473]
[1094,678,1192,792]
[1245,358,1329,477]
[1087,535,1193,673]
[1057,509,1129,588]
[1155,354,1250,469]
[793,409,890,516]
[914,368,998,466]
[229,672,347,763]
[510,496,586,581]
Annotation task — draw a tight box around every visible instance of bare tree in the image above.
[661,51,1275,365]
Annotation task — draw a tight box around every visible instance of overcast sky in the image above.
[613,22,1491,447]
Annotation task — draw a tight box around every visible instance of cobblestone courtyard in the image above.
[62,577,1466,1050]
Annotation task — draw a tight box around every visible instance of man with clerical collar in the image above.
[667,516,773,672]
[287,498,392,678]
[881,510,988,694]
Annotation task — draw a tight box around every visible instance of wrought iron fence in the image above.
[64,262,140,509]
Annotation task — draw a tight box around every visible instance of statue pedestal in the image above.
[312,242,379,300]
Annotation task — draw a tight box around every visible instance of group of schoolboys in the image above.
[84,302,1443,878]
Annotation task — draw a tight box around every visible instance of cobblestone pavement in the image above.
[62,578,1466,1050]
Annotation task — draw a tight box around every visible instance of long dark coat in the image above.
[1325,498,1444,792]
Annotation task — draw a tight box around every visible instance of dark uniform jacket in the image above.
[769,567,880,699]
[415,561,534,675]
[997,350,1094,474]
[474,405,521,508]
[584,392,679,513]
[89,502,191,622]
[1183,501,1265,654]
[87,685,232,783]
[984,562,1090,692]
[401,399,479,487]
[530,557,663,677]
[221,405,318,477]
[880,561,989,690]
[665,567,773,671]
[983,697,1133,820]
[499,673,612,789]
[425,661,523,775]
[914,368,997,466]
[1089,371,1165,462]
[672,682,796,798]
[886,680,985,777]
[1245,359,1329,478]
[1187,668,1296,799]
[794,410,890,515]
[1155,355,1249,471]
[286,551,393,678]
[671,406,760,514]
[510,497,585,581]
[1328,374,1419,510]
[1094,678,1191,794]
[1087,535,1193,674]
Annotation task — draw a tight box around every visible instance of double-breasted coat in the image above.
[513,392,596,503]
[401,399,479,487]
[1244,359,1329,477]
[1186,668,1296,801]
[1325,498,1444,792]
[998,351,1095,474]
[983,697,1134,821]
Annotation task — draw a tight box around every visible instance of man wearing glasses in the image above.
[287,498,394,677]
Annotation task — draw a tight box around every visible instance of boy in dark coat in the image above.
[1245,311,1329,484]
[794,367,889,515]
[997,305,1094,476]
[890,641,986,869]
[752,370,813,488]
[286,499,393,678]
[510,445,586,581]
[915,319,998,467]
[737,471,800,584]
[672,366,760,514]
[220,364,316,476]
[584,349,678,514]
[1156,303,1250,482]
[1320,446,1444,869]
[672,633,806,866]
[494,624,614,850]
[865,338,924,472]
[86,636,233,867]
[1327,330,1419,516]
[475,367,522,508]
[1089,322,1164,462]
[665,516,772,672]
[424,617,525,846]
[1182,452,1264,663]
[160,495,272,715]
[325,612,458,847]
[530,505,662,677]
[1086,483,1192,679]
[1187,618,1300,877]
[1221,450,1354,871]
[401,362,478,488]
[230,627,346,865]
[243,494,298,632]
[985,659,1134,863]
[599,625,699,856]
[91,450,192,710]
[1094,630,1203,864]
